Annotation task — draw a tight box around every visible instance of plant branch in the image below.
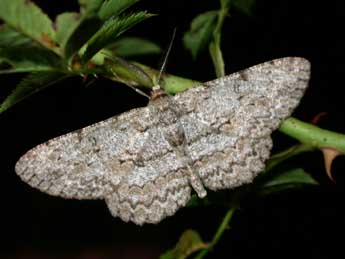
[208,0,229,77]
[279,118,345,154]
[193,204,238,259]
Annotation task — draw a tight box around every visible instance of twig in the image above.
[193,204,238,259]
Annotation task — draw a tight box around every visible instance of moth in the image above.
[15,57,310,225]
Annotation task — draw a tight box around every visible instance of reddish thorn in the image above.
[321,147,341,183]
[311,112,328,125]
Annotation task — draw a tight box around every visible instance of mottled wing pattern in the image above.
[101,100,196,224]
[15,120,117,200]
[173,57,310,190]
[15,57,310,225]
[15,99,194,224]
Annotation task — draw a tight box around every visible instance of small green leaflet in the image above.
[108,37,161,57]
[63,16,103,60]
[0,25,32,48]
[79,0,104,14]
[255,168,318,196]
[98,0,141,20]
[0,72,69,114]
[160,230,207,259]
[183,11,218,59]
[0,0,56,50]
[0,47,61,74]
[55,12,81,49]
[81,11,154,63]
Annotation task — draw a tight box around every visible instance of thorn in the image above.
[311,112,328,125]
[321,147,341,183]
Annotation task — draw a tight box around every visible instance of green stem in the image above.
[193,205,238,259]
[279,118,345,153]
[105,60,199,94]
[208,0,228,78]
[210,207,236,246]
[209,41,225,78]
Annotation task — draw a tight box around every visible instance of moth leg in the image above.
[185,165,207,198]
[160,120,208,198]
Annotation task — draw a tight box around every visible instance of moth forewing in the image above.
[15,57,310,224]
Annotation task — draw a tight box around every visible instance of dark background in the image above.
[0,0,344,258]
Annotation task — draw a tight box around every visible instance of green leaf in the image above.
[160,230,207,259]
[232,0,256,15]
[81,11,154,63]
[255,168,318,195]
[183,11,218,59]
[108,37,161,57]
[0,71,69,113]
[55,12,81,49]
[0,46,61,74]
[79,0,104,14]
[62,0,110,59]
[64,16,103,60]
[262,168,318,187]
[0,0,56,50]
[98,0,140,20]
[265,144,315,172]
[0,25,32,48]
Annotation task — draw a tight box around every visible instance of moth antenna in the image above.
[156,28,177,89]
[104,54,152,99]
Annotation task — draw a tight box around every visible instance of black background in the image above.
[0,0,344,258]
